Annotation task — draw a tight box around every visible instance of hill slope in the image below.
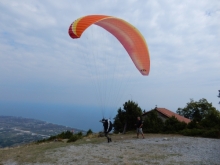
[0,133,219,165]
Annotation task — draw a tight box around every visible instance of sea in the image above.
[0,102,117,133]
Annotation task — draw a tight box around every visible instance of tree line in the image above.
[113,99,220,138]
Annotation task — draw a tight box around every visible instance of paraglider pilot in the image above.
[100,118,112,143]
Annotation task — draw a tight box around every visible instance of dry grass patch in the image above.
[0,141,70,164]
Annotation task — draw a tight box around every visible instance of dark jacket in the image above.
[101,119,112,133]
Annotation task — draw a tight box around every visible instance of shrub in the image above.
[180,128,220,138]
[163,116,186,133]
[202,129,220,138]
[36,130,75,143]
[180,129,204,136]
[86,129,93,136]
[57,131,73,139]
[67,135,79,142]
[77,131,83,138]
[48,135,57,141]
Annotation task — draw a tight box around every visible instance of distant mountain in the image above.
[0,116,85,148]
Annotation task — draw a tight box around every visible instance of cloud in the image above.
[0,0,220,111]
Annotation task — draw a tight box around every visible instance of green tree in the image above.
[113,107,125,133]
[176,98,218,122]
[113,100,142,133]
[200,110,220,129]
[143,110,164,133]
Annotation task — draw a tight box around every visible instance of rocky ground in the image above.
[0,134,220,165]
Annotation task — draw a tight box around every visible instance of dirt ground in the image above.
[0,133,220,165]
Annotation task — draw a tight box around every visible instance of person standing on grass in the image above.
[100,118,112,143]
[135,116,144,139]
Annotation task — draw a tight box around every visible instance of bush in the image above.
[180,129,204,136]
[86,129,93,136]
[36,138,46,143]
[57,131,73,139]
[180,128,220,138]
[67,131,84,143]
[67,135,79,142]
[77,131,83,138]
[173,122,187,133]
[202,129,220,138]
[163,116,186,133]
[66,131,74,138]
[47,135,57,141]
[36,130,75,143]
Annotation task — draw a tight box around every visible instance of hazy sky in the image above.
[1,0,220,117]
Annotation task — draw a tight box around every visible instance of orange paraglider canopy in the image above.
[68,15,150,75]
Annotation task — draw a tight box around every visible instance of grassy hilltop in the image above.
[1,133,219,165]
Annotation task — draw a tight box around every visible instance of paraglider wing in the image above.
[68,15,150,76]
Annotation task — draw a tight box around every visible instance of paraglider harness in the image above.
[100,118,112,143]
